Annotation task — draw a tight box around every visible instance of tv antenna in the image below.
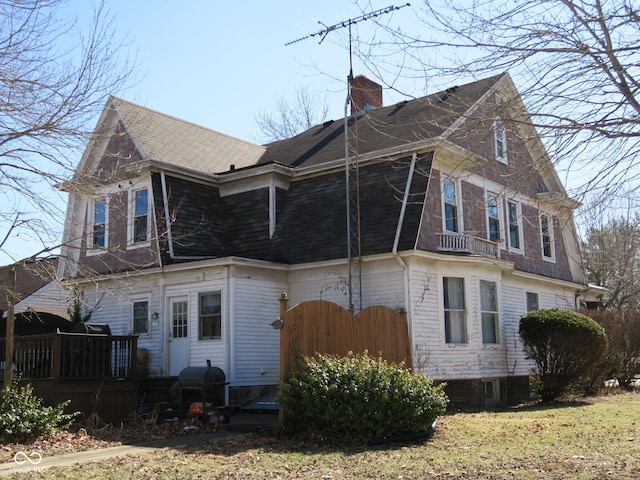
[287,4,409,313]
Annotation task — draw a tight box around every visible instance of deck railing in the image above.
[437,233,501,259]
[0,332,137,381]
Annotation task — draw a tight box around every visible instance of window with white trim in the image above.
[442,177,460,233]
[199,292,221,340]
[132,300,149,334]
[507,200,523,251]
[443,277,467,344]
[92,197,108,249]
[130,188,149,245]
[486,193,501,242]
[526,292,539,312]
[480,280,499,344]
[540,214,555,260]
[494,118,507,163]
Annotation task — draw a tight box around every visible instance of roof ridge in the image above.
[110,96,264,151]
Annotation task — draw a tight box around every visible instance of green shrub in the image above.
[277,351,448,439]
[519,308,608,401]
[0,381,77,442]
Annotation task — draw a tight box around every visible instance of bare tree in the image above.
[352,0,640,198]
[0,0,135,262]
[580,206,640,310]
[254,86,330,143]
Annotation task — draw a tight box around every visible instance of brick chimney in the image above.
[349,75,383,115]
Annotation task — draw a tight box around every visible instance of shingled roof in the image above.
[259,74,505,168]
[112,97,265,174]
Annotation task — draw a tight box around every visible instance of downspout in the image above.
[392,153,417,367]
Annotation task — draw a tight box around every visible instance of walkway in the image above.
[0,412,279,477]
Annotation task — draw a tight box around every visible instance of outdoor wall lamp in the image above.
[152,312,159,320]
[270,317,284,329]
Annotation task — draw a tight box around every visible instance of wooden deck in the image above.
[1,332,139,423]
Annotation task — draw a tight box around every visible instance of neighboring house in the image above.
[0,257,71,336]
[58,72,589,407]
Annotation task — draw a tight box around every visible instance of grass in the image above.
[8,392,640,479]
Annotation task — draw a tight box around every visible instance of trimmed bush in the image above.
[519,308,608,401]
[0,381,77,442]
[277,351,448,439]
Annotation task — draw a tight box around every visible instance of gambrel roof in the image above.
[260,74,504,167]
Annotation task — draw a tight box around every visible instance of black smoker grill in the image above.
[173,361,227,420]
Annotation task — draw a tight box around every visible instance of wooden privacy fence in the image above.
[278,298,411,378]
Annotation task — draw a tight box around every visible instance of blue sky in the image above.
[94,0,417,142]
[1,1,421,265]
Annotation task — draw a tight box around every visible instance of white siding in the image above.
[232,268,287,386]
[288,259,405,311]
[79,275,164,376]
[165,268,227,375]
[501,283,531,376]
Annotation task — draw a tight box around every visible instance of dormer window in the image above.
[92,197,108,249]
[494,119,507,163]
[129,188,149,245]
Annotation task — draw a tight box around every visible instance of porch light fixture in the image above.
[152,312,159,320]
[270,317,284,329]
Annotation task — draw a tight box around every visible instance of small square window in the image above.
[526,292,539,312]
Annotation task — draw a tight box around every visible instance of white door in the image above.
[168,297,190,376]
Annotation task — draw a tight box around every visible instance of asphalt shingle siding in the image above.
[267,154,432,264]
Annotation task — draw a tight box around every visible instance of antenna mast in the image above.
[287,4,409,313]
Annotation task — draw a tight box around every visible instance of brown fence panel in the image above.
[280,300,410,379]
[352,305,411,367]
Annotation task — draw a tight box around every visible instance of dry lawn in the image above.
[7,392,640,479]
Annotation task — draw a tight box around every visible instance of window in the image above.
[480,280,499,344]
[484,379,500,404]
[443,277,467,343]
[507,201,522,250]
[133,300,149,334]
[486,193,501,241]
[92,197,107,248]
[442,177,459,233]
[199,293,221,340]
[540,214,554,260]
[494,119,507,163]
[132,189,148,244]
[172,300,188,338]
[526,292,539,312]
